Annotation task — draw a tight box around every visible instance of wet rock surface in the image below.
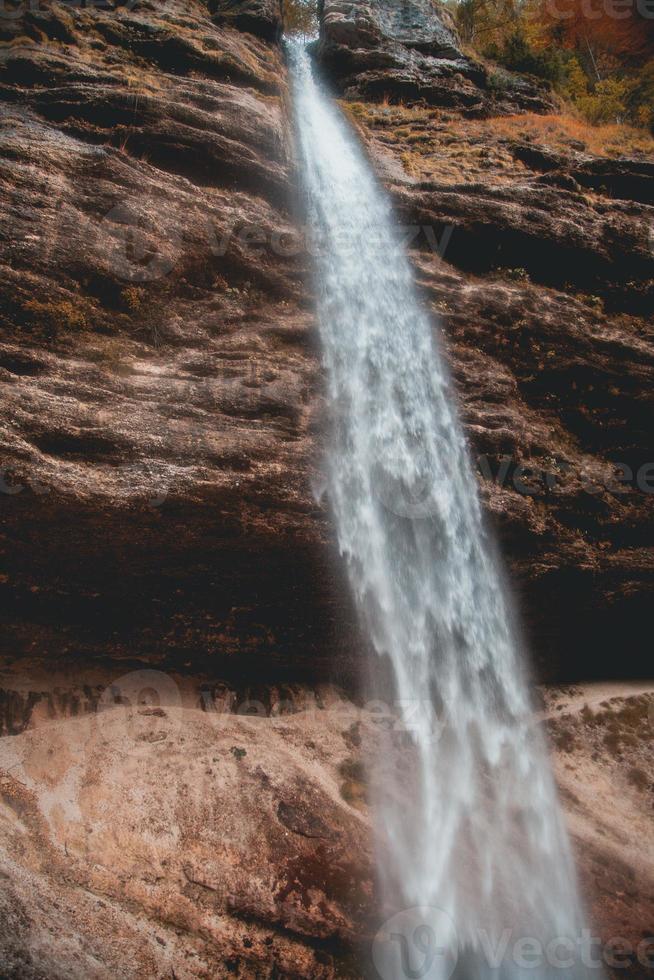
[0,0,653,975]
[0,0,362,685]
[341,101,654,681]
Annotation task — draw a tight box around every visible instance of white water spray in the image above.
[287,39,599,980]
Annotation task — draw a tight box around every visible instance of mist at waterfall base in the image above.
[287,40,601,980]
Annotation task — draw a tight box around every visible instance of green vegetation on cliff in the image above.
[449,0,654,129]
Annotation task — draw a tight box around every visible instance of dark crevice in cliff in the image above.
[510,143,654,206]
[0,352,47,376]
[419,220,653,317]
[91,21,280,92]
[33,431,127,464]
[0,497,360,688]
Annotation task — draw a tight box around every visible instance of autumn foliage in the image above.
[452,0,654,129]
[283,0,318,36]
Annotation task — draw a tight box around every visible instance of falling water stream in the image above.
[287,39,598,980]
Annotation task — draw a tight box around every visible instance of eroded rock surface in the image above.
[1,0,651,705]
[0,688,374,979]
[0,0,363,685]
[316,0,554,114]
[339,98,654,681]
[545,683,654,978]
[0,0,653,975]
[213,0,283,40]
[0,678,651,978]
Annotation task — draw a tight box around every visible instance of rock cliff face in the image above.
[316,0,654,683]
[0,0,362,689]
[316,0,554,113]
[0,0,650,711]
[0,6,370,972]
[0,0,653,976]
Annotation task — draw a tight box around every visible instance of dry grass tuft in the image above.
[485,112,654,158]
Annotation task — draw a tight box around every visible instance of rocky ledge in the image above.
[0,672,651,979]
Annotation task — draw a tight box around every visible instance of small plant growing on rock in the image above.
[23,298,89,334]
[339,758,365,783]
[121,286,145,313]
[500,267,530,283]
[487,71,510,96]
[553,727,577,753]
[400,151,420,176]
[338,757,367,809]
[603,729,622,756]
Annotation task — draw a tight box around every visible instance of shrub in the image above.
[564,58,589,101]
[628,59,654,132]
[484,32,567,85]
[576,77,632,125]
[121,286,145,312]
[23,298,88,333]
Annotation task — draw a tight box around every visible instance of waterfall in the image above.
[287,39,599,980]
